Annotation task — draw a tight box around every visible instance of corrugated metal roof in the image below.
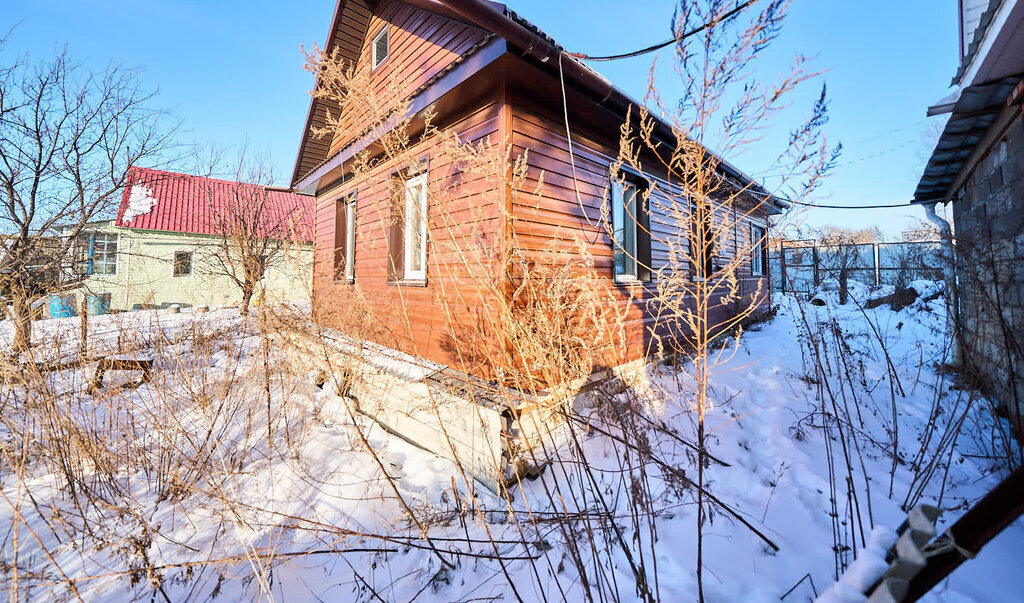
[913,75,1022,203]
[115,167,314,242]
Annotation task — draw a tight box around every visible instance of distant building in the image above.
[69,168,313,311]
[914,0,1024,432]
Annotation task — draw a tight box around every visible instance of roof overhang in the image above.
[293,35,506,194]
[913,74,1023,204]
[955,0,1024,87]
[291,0,779,210]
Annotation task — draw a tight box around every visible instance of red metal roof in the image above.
[115,167,313,242]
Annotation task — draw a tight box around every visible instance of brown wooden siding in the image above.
[309,23,773,375]
[313,99,505,371]
[507,93,771,365]
[328,0,490,155]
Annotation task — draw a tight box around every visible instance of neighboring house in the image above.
[69,168,314,312]
[914,0,1024,432]
[292,0,782,376]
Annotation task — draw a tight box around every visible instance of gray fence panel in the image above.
[773,239,945,294]
[877,242,945,287]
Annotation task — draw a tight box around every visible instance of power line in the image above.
[557,1,919,214]
[787,199,915,209]
[564,0,759,62]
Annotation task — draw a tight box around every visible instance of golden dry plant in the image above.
[606,1,839,599]
[302,43,628,392]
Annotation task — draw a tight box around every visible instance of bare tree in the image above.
[197,150,308,316]
[816,226,879,304]
[0,38,174,351]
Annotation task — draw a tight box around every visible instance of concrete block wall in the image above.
[952,108,1024,434]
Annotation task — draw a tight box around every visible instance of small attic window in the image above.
[372,26,389,70]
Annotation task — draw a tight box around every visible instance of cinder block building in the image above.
[915,0,1024,433]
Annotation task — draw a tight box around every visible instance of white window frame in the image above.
[612,178,639,283]
[77,232,119,277]
[345,191,356,281]
[371,26,389,71]
[751,224,767,276]
[172,250,194,278]
[403,172,428,281]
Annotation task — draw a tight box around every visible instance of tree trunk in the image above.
[12,291,33,352]
[240,284,254,317]
[839,270,849,305]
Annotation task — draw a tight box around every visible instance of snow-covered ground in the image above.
[0,288,1021,601]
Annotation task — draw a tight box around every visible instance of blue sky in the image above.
[6,0,957,238]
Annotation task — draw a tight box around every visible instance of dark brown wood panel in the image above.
[327,0,491,155]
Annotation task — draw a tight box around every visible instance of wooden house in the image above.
[291,0,782,380]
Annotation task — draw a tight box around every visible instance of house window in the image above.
[387,163,429,283]
[691,200,717,278]
[372,26,389,70]
[611,171,651,282]
[75,232,118,276]
[404,172,428,280]
[751,224,768,276]
[172,251,193,277]
[334,191,357,282]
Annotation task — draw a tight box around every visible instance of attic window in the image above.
[372,26,389,70]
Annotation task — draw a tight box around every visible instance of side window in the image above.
[345,193,356,280]
[403,172,428,281]
[334,190,357,282]
[172,251,193,277]
[387,160,429,284]
[611,170,651,282]
[372,26,389,70]
[690,200,717,278]
[751,224,768,276]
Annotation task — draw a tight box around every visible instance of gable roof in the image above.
[292,0,777,209]
[115,167,314,242]
[292,0,375,188]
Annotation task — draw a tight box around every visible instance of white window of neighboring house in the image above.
[751,224,767,275]
[403,172,428,281]
[76,232,118,276]
[257,254,268,281]
[172,250,193,277]
[372,26,389,70]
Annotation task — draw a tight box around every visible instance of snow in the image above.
[817,526,898,602]
[1,284,1021,601]
[121,184,158,222]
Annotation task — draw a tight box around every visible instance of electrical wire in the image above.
[564,0,759,62]
[786,199,916,209]
[558,0,917,214]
